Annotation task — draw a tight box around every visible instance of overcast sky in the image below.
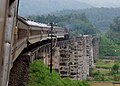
[76,0,120,7]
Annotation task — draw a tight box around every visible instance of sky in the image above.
[76,0,120,7]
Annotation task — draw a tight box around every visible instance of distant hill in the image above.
[52,7,120,32]
[19,0,120,32]
[18,0,92,16]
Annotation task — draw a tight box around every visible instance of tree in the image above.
[106,17,120,43]
[112,64,119,74]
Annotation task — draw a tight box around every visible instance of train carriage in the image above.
[54,26,65,38]
[11,16,29,62]
[26,20,54,44]
[26,20,43,44]
[0,0,69,86]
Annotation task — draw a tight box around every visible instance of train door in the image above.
[0,0,18,86]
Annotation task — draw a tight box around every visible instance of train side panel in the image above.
[11,17,28,62]
[28,26,43,44]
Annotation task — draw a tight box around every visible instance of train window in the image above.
[43,30,48,34]
[9,0,15,6]
[18,28,27,40]
[9,0,15,17]
[30,30,40,36]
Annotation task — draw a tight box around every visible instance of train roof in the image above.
[26,20,50,28]
[17,16,29,25]
[17,16,64,29]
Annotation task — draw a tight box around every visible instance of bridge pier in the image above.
[9,54,30,86]
[54,47,60,71]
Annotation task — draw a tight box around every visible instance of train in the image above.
[13,16,69,62]
[0,0,69,86]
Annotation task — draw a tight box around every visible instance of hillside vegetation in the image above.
[106,17,120,43]
[99,16,120,57]
[99,35,120,57]
[27,60,90,86]
[53,8,120,32]
[27,7,120,33]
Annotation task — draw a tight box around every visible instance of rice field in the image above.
[91,82,120,86]
[92,59,120,82]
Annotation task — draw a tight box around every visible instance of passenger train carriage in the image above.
[12,16,69,62]
[0,0,69,85]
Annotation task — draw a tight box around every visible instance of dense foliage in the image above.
[112,64,120,74]
[53,8,120,32]
[28,13,98,36]
[99,34,120,57]
[27,60,90,86]
[106,17,120,44]
[98,16,120,57]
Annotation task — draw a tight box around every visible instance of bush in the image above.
[27,60,90,86]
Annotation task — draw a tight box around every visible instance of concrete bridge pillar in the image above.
[59,43,61,49]
[45,53,49,65]
[61,42,63,48]
[48,46,51,53]
[53,47,60,70]
[43,47,46,53]
[35,51,38,60]
[47,45,50,53]
[44,46,47,53]
[37,50,41,59]
[9,54,30,86]
[37,49,41,59]
[31,53,35,62]
[61,43,63,49]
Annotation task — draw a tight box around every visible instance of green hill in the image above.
[19,0,92,16]
[53,8,120,32]
[98,16,120,58]
[27,60,90,86]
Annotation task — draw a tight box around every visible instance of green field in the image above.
[96,59,115,69]
[92,59,120,81]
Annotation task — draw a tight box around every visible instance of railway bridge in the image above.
[0,0,99,86]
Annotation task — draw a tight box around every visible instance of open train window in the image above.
[9,0,15,6]
[8,0,16,17]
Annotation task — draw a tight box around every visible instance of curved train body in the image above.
[0,0,69,86]
[12,16,69,63]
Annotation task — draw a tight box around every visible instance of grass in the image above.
[96,60,115,69]
[95,59,120,69]
[92,68,110,75]
[27,60,90,86]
